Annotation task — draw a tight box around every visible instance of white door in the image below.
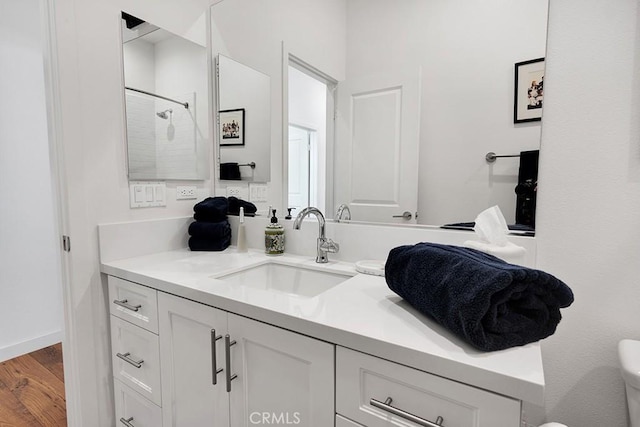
[158,293,229,427]
[227,313,335,427]
[335,67,421,223]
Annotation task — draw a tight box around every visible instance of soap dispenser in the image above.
[265,209,285,255]
[237,207,248,253]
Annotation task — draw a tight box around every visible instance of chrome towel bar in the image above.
[485,151,520,163]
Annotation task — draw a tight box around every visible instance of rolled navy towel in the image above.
[193,197,228,222]
[188,220,231,240]
[188,235,231,252]
[228,196,257,216]
[385,242,574,352]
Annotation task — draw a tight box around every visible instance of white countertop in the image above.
[101,247,545,405]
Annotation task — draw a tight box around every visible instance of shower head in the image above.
[156,109,173,119]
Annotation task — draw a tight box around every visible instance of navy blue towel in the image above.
[228,196,257,216]
[188,236,231,252]
[193,197,228,222]
[385,242,574,351]
[188,220,231,240]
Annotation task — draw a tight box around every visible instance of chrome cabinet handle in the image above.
[120,417,135,427]
[370,397,444,427]
[225,334,237,392]
[116,352,144,369]
[113,299,142,312]
[392,211,412,220]
[211,329,223,385]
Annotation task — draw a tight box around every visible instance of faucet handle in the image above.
[321,238,340,254]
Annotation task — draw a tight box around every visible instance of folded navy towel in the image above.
[228,196,257,216]
[188,220,231,240]
[385,242,574,351]
[193,197,228,222]
[188,235,231,252]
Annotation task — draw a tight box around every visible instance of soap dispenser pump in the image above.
[265,209,285,255]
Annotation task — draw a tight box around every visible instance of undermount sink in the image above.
[214,262,353,298]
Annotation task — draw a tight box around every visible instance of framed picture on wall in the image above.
[219,108,245,146]
[514,58,545,123]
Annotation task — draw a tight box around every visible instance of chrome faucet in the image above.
[335,204,351,222]
[293,207,339,263]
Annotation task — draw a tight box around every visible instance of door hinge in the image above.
[62,235,71,252]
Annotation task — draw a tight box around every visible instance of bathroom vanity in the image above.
[100,219,544,427]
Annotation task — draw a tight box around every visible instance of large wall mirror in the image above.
[216,54,271,182]
[121,12,210,181]
[210,0,547,230]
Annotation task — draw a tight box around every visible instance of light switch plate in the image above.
[249,183,268,203]
[129,182,167,208]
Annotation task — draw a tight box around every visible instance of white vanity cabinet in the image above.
[158,292,335,427]
[106,271,535,427]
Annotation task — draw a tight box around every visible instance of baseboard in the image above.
[0,330,64,363]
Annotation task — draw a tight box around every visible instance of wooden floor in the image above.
[0,344,66,427]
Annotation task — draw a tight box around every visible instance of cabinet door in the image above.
[158,292,229,427]
[227,313,334,427]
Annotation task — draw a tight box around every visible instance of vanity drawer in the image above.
[114,379,162,427]
[111,316,162,406]
[109,276,158,333]
[337,414,365,427]
[336,347,521,427]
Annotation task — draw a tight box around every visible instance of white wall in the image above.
[536,0,640,425]
[0,0,63,361]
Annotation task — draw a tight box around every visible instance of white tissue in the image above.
[463,205,526,263]
[473,205,509,246]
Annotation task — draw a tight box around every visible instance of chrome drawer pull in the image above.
[225,334,237,392]
[370,397,444,427]
[211,329,223,385]
[120,416,135,427]
[116,352,144,369]
[113,299,142,312]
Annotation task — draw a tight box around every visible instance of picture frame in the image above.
[514,58,545,123]
[219,108,245,146]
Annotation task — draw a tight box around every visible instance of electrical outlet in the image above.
[176,185,197,200]
[226,186,249,200]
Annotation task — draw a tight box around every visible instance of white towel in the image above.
[463,240,526,263]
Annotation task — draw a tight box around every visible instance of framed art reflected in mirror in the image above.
[514,57,545,123]
[220,109,245,146]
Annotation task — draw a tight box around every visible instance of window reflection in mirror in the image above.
[121,12,209,181]
[287,63,334,214]
[216,54,271,182]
